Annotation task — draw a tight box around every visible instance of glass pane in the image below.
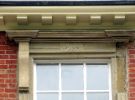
[37,93,58,100]
[62,93,83,100]
[36,64,59,90]
[61,64,83,90]
[87,64,109,90]
[87,93,109,100]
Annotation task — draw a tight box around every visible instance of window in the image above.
[34,62,112,100]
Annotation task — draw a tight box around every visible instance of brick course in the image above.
[0,32,17,100]
[128,42,135,100]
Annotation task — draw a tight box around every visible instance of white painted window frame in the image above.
[33,60,112,100]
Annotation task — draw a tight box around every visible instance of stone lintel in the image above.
[5,30,135,43]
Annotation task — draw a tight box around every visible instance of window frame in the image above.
[33,59,113,100]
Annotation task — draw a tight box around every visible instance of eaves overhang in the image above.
[0,1,135,6]
[1,6,135,43]
[0,6,135,30]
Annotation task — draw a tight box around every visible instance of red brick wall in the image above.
[128,42,135,100]
[0,32,17,100]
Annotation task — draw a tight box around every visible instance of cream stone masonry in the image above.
[15,38,32,92]
[0,16,4,25]
[17,15,28,25]
[6,30,135,43]
[117,93,128,100]
[0,6,135,30]
[6,30,38,39]
[4,5,135,100]
[90,15,101,25]
[66,15,77,25]
[41,15,53,25]
[114,15,126,25]
[14,38,31,100]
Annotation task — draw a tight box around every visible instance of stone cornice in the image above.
[0,6,135,30]
[6,30,135,43]
[0,6,135,14]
